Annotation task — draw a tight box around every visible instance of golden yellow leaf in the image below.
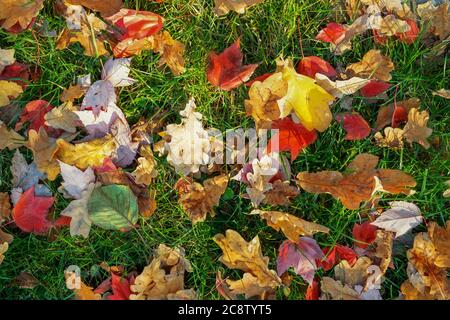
[55,135,117,170]
[151,31,186,76]
[370,230,393,274]
[346,50,394,82]
[0,80,23,107]
[252,209,329,241]
[297,153,416,210]
[0,120,25,150]
[26,128,60,181]
[374,127,404,150]
[278,59,335,132]
[428,221,450,268]
[403,108,432,149]
[60,84,87,102]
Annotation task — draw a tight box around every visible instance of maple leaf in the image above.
[360,80,391,97]
[0,80,23,107]
[214,229,281,299]
[55,135,117,170]
[176,174,229,224]
[277,59,335,132]
[266,117,317,161]
[244,72,285,129]
[81,80,116,116]
[0,0,44,33]
[403,108,433,149]
[130,244,197,300]
[15,100,54,133]
[58,161,95,199]
[346,50,394,82]
[318,245,358,271]
[65,0,123,18]
[101,58,136,87]
[277,237,324,285]
[253,209,329,241]
[214,0,264,15]
[371,201,422,237]
[297,56,338,79]
[12,186,54,234]
[297,153,416,210]
[316,23,347,44]
[335,113,371,141]
[108,273,132,300]
[26,128,60,181]
[44,101,79,133]
[353,221,378,249]
[0,120,25,150]
[207,40,258,91]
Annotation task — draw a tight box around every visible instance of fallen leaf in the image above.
[374,127,404,149]
[0,120,25,150]
[253,209,329,241]
[335,113,371,140]
[132,145,158,185]
[101,58,136,87]
[432,89,450,99]
[0,80,23,107]
[371,201,422,237]
[58,161,95,199]
[403,108,433,149]
[65,0,123,17]
[334,256,372,287]
[87,184,139,230]
[0,0,44,33]
[297,56,337,79]
[0,48,15,73]
[214,0,264,15]
[108,273,132,300]
[44,101,79,133]
[15,100,54,133]
[353,221,378,249]
[360,80,391,97]
[346,50,394,82]
[375,98,420,130]
[320,277,360,300]
[26,128,60,180]
[177,174,228,224]
[262,180,300,206]
[430,3,450,39]
[150,31,186,75]
[0,192,11,220]
[12,271,40,289]
[315,73,369,98]
[0,242,8,265]
[369,230,394,275]
[207,39,258,91]
[297,153,416,210]
[81,80,116,116]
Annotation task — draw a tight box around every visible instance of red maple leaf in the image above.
[317,245,357,271]
[335,113,371,141]
[266,118,317,161]
[206,39,258,91]
[297,56,337,79]
[360,80,391,97]
[12,186,54,234]
[353,221,378,249]
[316,23,347,44]
[15,100,54,133]
[108,273,134,300]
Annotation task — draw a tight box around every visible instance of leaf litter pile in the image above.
[0,0,449,300]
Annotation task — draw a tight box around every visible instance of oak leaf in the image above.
[297,153,416,210]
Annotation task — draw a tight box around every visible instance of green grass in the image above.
[0,0,449,300]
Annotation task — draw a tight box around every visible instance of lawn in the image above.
[0,0,449,300]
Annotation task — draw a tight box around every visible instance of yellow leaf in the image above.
[0,80,23,107]
[278,59,334,132]
[26,128,60,181]
[55,135,117,170]
[0,242,8,265]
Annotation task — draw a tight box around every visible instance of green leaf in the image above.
[88,184,138,230]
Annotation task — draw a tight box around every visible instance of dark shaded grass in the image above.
[0,0,449,299]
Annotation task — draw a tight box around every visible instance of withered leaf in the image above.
[214,0,264,16]
[26,128,60,181]
[334,256,372,287]
[346,50,394,82]
[403,108,432,149]
[262,180,299,206]
[0,120,25,150]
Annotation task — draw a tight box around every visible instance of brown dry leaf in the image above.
[252,209,329,241]
[262,180,299,206]
[130,244,197,300]
[370,230,393,274]
[346,50,394,82]
[0,192,11,220]
[375,98,420,130]
[65,0,123,17]
[432,89,450,99]
[428,221,450,268]
[403,108,432,149]
[74,282,101,300]
[430,3,450,40]
[320,277,360,300]
[97,170,156,218]
[132,145,158,186]
[0,0,44,31]
[55,135,117,170]
[177,174,229,224]
[60,84,87,102]
[26,128,60,181]
[296,153,416,210]
[12,271,40,289]
[0,242,8,265]
[0,120,25,150]
[56,14,107,57]
[150,31,186,76]
[0,80,23,107]
[374,127,404,150]
[44,101,79,133]
[244,72,285,129]
[405,231,449,299]
[214,0,264,15]
[378,14,411,36]
[334,256,372,287]
[213,229,281,299]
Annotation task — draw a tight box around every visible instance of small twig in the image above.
[31,30,41,75]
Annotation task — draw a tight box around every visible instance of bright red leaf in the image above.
[306,280,320,300]
[317,245,357,271]
[360,80,391,97]
[392,105,408,128]
[297,56,337,79]
[108,273,133,300]
[15,100,53,133]
[396,19,419,44]
[266,117,317,161]
[316,23,347,44]
[206,39,258,91]
[353,221,378,249]
[335,113,371,141]
[12,186,54,234]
